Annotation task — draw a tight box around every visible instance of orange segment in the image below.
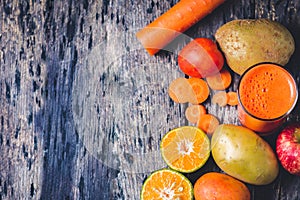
[141,169,193,200]
[160,126,210,173]
[187,78,210,104]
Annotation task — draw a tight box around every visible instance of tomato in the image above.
[178,38,224,78]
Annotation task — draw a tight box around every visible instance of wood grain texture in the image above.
[0,0,299,199]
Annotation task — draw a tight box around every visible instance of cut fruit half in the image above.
[141,168,193,200]
[160,126,210,173]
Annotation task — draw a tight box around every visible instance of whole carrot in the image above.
[136,0,225,56]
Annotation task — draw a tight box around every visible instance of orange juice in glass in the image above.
[237,63,298,134]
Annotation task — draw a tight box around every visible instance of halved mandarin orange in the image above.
[160,126,210,173]
[140,168,193,200]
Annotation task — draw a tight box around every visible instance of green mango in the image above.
[215,19,295,75]
[211,124,279,185]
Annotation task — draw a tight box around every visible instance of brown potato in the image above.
[211,124,279,185]
[215,19,295,75]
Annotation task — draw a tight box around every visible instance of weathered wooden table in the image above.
[1,0,299,199]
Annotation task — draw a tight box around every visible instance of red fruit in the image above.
[178,38,224,78]
[276,123,300,175]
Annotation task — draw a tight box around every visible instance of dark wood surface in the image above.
[1,0,300,199]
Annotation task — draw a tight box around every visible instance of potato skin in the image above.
[194,172,250,200]
[211,124,279,185]
[215,19,295,75]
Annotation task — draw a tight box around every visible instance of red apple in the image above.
[276,123,300,175]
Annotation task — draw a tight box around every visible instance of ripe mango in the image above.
[215,19,295,75]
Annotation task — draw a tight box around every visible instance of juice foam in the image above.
[239,63,297,119]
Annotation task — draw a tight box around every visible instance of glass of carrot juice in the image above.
[237,62,298,134]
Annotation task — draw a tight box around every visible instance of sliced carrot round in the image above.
[187,77,210,104]
[185,104,207,124]
[141,168,193,199]
[227,91,239,106]
[168,77,193,103]
[160,126,210,173]
[212,91,228,107]
[206,68,232,90]
[197,114,220,136]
